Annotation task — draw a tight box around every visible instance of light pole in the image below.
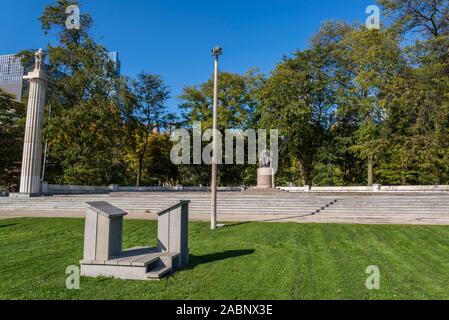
[211,46,222,230]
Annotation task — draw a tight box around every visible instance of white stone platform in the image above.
[81,246,179,280]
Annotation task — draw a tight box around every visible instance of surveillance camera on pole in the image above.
[211,46,222,230]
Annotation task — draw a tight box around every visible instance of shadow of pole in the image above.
[0,223,18,229]
[187,249,256,270]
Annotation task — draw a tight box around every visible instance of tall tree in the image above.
[24,0,129,185]
[128,73,171,186]
[331,26,405,185]
[180,70,261,130]
[378,38,449,184]
[0,89,25,190]
[257,47,335,185]
[379,0,449,38]
[375,0,449,184]
[179,70,263,186]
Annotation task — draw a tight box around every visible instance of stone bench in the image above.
[80,200,190,280]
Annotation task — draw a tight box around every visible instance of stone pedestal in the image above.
[83,202,127,262]
[19,49,48,196]
[157,200,190,269]
[257,167,275,189]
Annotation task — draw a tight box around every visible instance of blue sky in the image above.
[1,0,374,112]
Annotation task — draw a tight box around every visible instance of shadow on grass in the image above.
[187,249,256,270]
[221,222,251,228]
[0,223,18,229]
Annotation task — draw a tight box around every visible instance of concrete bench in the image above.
[80,200,190,280]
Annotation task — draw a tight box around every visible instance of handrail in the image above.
[156,200,190,216]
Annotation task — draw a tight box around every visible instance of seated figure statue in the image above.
[260,149,272,168]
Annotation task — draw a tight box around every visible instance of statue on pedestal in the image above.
[19,49,48,196]
[257,149,275,189]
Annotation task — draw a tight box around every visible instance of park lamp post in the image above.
[211,46,222,230]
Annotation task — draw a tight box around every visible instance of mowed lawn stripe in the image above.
[1,218,449,300]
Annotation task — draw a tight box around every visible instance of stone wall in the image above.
[42,183,449,195]
[44,183,110,195]
[278,185,449,193]
[43,183,244,195]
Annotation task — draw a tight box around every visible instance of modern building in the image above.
[107,51,121,76]
[0,51,121,102]
[0,54,24,101]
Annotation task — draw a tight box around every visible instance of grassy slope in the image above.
[1,218,449,300]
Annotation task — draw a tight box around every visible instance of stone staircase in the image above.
[308,194,449,225]
[1,191,449,224]
[320,194,449,215]
[0,192,338,216]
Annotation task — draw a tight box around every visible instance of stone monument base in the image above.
[80,200,190,281]
[16,193,42,198]
[257,167,275,189]
[80,246,181,281]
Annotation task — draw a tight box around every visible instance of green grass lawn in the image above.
[1,218,449,300]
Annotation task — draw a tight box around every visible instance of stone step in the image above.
[0,202,327,208]
[106,250,161,267]
[6,203,446,208]
[3,194,446,199]
[2,193,449,220]
[336,200,449,204]
[146,265,172,279]
[0,204,333,210]
[0,199,338,205]
[3,206,449,214]
[0,201,445,207]
[331,202,449,206]
[2,205,446,210]
[2,201,445,206]
[81,246,177,281]
[332,206,449,209]
[324,211,449,215]
[3,197,446,201]
[0,201,324,208]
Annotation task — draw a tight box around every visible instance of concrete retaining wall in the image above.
[43,183,449,195]
[278,185,449,193]
[43,183,244,195]
[44,183,111,195]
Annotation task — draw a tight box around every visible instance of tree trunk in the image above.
[297,160,306,186]
[136,129,150,187]
[367,155,374,186]
[136,156,143,187]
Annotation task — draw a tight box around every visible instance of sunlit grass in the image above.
[1,218,449,300]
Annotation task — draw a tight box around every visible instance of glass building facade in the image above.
[0,54,24,101]
[0,51,120,102]
[107,51,121,76]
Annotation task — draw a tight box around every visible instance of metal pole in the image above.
[211,55,219,230]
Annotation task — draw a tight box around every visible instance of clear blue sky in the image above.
[1,0,374,112]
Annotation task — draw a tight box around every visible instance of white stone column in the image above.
[19,49,48,196]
